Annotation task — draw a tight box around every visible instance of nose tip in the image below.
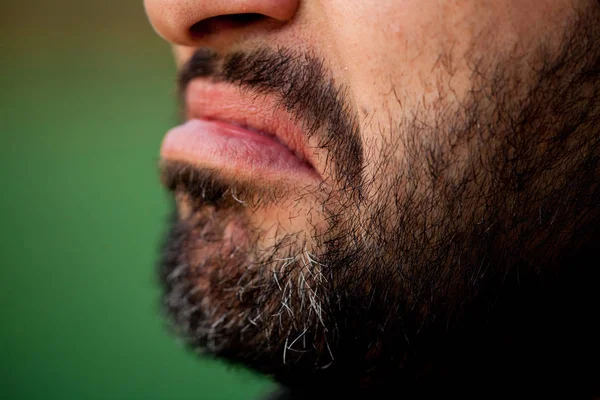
[144,0,300,47]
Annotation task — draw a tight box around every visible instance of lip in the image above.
[160,80,322,183]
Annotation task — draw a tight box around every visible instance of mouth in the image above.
[160,80,322,184]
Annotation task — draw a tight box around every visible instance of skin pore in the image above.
[145,0,600,398]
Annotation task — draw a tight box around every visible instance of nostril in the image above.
[189,13,266,38]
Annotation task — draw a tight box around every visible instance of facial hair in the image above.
[158,2,600,397]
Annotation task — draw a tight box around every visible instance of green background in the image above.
[1,1,274,399]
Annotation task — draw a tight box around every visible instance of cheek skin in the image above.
[316,0,577,182]
[317,1,483,183]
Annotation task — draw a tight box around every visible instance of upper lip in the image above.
[184,79,321,178]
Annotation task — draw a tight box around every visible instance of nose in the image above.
[144,0,300,47]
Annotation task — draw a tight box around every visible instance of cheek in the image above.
[326,0,574,110]
[320,0,572,187]
[324,1,472,93]
[320,1,483,168]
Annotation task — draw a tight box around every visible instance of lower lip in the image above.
[160,119,319,181]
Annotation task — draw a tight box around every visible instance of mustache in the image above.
[176,47,365,196]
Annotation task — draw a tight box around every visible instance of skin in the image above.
[144,1,600,398]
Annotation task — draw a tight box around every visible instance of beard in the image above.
[158,3,600,398]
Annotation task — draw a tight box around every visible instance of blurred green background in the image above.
[1,1,274,399]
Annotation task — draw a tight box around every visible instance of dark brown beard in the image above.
[158,2,600,397]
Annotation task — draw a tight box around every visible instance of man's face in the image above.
[145,0,600,394]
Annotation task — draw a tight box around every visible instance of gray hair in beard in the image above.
[159,3,600,397]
